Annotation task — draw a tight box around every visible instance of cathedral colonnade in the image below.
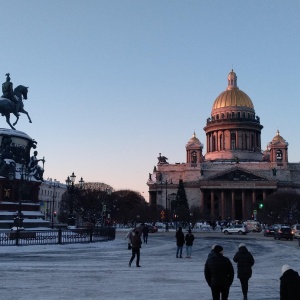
[199,185,275,221]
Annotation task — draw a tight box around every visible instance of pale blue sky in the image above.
[1,1,300,200]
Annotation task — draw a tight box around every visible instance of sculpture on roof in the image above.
[157,153,168,164]
[0,73,32,130]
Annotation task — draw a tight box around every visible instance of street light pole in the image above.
[49,179,60,229]
[160,178,173,229]
[10,162,29,230]
[66,173,84,227]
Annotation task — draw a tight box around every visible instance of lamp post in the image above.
[49,179,60,229]
[160,178,173,230]
[9,162,29,230]
[65,172,84,226]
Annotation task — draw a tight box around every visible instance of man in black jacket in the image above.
[204,245,234,300]
[280,264,300,300]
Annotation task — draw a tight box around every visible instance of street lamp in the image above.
[9,162,30,230]
[49,179,60,229]
[65,172,84,226]
[160,178,173,230]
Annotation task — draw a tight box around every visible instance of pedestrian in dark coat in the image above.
[129,230,142,267]
[207,244,217,259]
[280,264,300,300]
[204,245,234,300]
[185,229,195,258]
[142,223,149,244]
[175,226,185,258]
[233,243,255,300]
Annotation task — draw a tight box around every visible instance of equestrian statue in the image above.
[0,73,32,130]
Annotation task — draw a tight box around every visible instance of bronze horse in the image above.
[0,85,32,130]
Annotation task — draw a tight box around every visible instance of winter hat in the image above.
[239,243,246,248]
[212,244,217,250]
[282,264,291,275]
[214,245,223,253]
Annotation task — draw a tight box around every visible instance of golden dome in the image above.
[271,130,287,144]
[212,70,254,110]
[186,132,202,147]
[187,132,200,145]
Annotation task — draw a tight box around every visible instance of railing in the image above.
[0,227,115,246]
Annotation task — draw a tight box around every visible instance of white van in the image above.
[244,220,262,232]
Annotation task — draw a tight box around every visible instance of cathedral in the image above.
[147,70,300,221]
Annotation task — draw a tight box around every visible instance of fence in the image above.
[0,227,116,246]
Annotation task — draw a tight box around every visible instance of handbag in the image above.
[128,243,132,250]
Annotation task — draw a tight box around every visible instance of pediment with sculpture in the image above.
[207,167,269,182]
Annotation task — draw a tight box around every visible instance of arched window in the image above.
[219,134,223,150]
[276,150,283,161]
[231,133,236,150]
[191,151,197,163]
[212,136,216,151]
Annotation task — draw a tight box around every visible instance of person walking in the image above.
[185,229,195,258]
[142,223,149,244]
[233,243,255,300]
[129,230,142,267]
[280,264,300,300]
[175,226,185,258]
[207,244,217,259]
[125,229,134,250]
[204,245,234,300]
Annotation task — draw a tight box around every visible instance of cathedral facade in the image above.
[147,70,300,221]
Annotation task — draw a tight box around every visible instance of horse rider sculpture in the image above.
[2,73,20,116]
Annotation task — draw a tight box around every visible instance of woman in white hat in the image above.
[280,264,300,300]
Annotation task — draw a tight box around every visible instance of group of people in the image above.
[204,243,253,300]
[176,227,300,300]
[204,243,300,300]
[175,226,195,258]
[126,226,300,299]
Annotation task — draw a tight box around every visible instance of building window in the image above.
[219,134,223,150]
[191,151,197,163]
[276,150,283,161]
[212,136,216,151]
[231,133,236,150]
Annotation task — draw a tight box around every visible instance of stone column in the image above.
[231,191,235,220]
[242,190,246,219]
[211,190,215,219]
[263,190,267,201]
[252,190,256,204]
[221,190,225,220]
[200,190,205,213]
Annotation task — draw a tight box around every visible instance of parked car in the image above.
[222,224,249,235]
[274,224,293,240]
[292,224,300,238]
[263,224,279,237]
